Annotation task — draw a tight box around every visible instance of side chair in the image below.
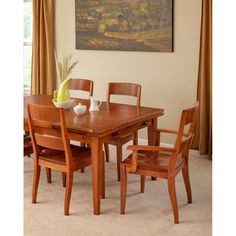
[27,103,105,215]
[68,78,94,174]
[104,82,141,181]
[45,78,94,183]
[120,102,199,223]
[68,78,94,98]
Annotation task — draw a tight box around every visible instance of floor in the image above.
[24,145,212,236]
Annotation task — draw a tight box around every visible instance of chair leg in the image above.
[45,168,51,183]
[64,172,73,216]
[140,175,145,193]
[116,144,122,181]
[101,152,105,199]
[120,163,127,214]
[80,168,85,173]
[133,131,138,145]
[104,143,109,162]
[62,172,66,188]
[167,176,179,224]
[182,165,192,203]
[32,165,41,204]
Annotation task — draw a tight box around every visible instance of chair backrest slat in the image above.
[68,78,93,96]
[165,102,199,171]
[184,107,197,126]
[32,120,53,129]
[107,82,141,106]
[28,104,61,123]
[34,133,65,151]
[174,102,199,153]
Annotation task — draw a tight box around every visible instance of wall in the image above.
[55,0,202,143]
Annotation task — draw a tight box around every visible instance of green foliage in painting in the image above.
[75,0,173,52]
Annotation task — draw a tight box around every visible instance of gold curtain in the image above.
[192,0,212,156]
[31,0,55,95]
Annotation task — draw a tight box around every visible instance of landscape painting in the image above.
[75,0,173,52]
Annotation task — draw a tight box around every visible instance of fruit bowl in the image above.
[52,99,75,110]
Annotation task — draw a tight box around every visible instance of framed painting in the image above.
[75,0,173,52]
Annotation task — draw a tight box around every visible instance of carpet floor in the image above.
[24,146,212,236]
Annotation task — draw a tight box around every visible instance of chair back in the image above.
[174,102,199,157]
[107,82,141,106]
[68,78,94,97]
[27,104,73,167]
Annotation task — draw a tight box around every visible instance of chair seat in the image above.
[107,132,135,145]
[124,151,185,174]
[39,145,91,171]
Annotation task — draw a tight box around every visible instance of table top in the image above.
[24,95,164,135]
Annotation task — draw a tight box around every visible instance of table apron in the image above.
[24,117,155,145]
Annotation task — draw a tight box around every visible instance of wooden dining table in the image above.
[24,95,164,215]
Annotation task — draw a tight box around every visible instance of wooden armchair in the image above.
[27,103,105,215]
[104,82,141,181]
[120,102,199,223]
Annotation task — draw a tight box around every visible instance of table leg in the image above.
[148,118,157,145]
[91,137,102,215]
[148,118,157,180]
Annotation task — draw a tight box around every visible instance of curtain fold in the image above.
[31,0,55,95]
[192,0,212,156]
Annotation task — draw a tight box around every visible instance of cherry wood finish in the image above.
[27,103,104,215]
[120,103,199,223]
[104,82,141,181]
[68,78,94,173]
[24,95,164,215]
[107,82,141,106]
[68,78,94,97]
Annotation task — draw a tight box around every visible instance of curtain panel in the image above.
[31,0,55,95]
[192,0,212,156]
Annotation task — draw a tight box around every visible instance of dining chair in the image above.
[68,78,94,173]
[104,82,141,181]
[45,78,94,183]
[68,78,93,97]
[120,102,199,223]
[27,103,105,215]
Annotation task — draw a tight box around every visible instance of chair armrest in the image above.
[127,145,175,152]
[156,128,188,137]
[156,128,178,135]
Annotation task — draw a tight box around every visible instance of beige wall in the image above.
[55,0,202,143]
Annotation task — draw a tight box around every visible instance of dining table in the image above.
[24,95,164,215]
